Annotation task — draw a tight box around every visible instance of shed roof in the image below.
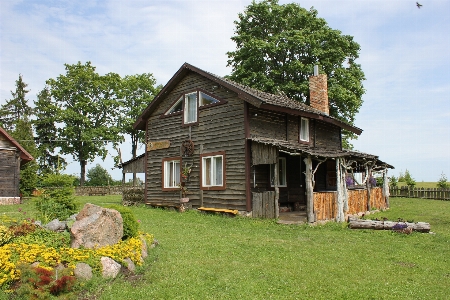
[133,63,362,135]
[0,127,34,164]
[249,137,394,169]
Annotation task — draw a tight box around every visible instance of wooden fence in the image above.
[390,186,450,200]
[252,191,276,218]
[314,188,386,221]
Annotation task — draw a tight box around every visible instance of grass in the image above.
[2,195,450,299]
[395,181,449,188]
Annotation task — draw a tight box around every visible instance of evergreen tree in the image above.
[0,74,32,132]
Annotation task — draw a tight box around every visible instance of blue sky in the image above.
[1,0,449,182]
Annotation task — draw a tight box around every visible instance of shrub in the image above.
[0,225,13,246]
[13,228,71,249]
[437,172,449,189]
[404,169,416,187]
[107,205,139,240]
[34,173,78,222]
[389,175,398,188]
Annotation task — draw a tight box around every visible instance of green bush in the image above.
[107,205,139,240]
[34,173,78,222]
[13,228,71,249]
[437,172,449,189]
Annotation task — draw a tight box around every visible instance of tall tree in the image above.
[86,164,113,186]
[0,74,38,195]
[12,117,39,195]
[227,0,365,147]
[0,74,32,132]
[43,61,122,186]
[33,87,67,175]
[118,74,160,185]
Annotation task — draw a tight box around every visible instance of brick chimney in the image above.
[309,66,329,115]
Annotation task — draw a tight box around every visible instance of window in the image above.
[162,158,180,189]
[184,92,198,124]
[300,117,309,142]
[199,91,219,106]
[166,96,183,115]
[270,157,287,187]
[201,152,225,190]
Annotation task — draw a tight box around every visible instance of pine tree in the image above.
[0,74,32,131]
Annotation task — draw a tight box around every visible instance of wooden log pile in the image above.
[348,218,430,233]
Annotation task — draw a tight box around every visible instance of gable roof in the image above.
[0,127,34,163]
[133,63,362,135]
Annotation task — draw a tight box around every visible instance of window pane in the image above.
[185,93,197,123]
[200,92,219,106]
[214,156,223,185]
[300,118,309,141]
[204,157,211,186]
[174,161,180,186]
[169,162,174,187]
[279,159,286,186]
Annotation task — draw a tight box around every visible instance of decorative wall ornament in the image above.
[181,140,194,157]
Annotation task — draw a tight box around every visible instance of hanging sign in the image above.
[147,140,170,151]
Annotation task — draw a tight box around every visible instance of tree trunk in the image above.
[80,160,87,186]
[304,155,315,223]
[348,219,430,233]
[132,141,137,186]
[382,170,390,208]
[336,158,345,222]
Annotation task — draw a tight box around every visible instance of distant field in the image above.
[395,181,449,188]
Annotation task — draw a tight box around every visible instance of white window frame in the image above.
[270,157,287,187]
[184,92,198,124]
[163,159,180,188]
[199,91,219,106]
[300,117,309,142]
[165,96,183,115]
[202,154,224,188]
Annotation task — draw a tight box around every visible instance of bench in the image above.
[197,207,238,217]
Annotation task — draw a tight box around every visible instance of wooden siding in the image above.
[314,120,341,149]
[314,188,386,221]
[0,149,19,197]
[145,72,247,211]
[248,106,286,140]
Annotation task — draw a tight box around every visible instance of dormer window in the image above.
[184,92,198,124]
[161,89,226,124]
[199,92,219,106]
[166,96,183,115]
[300,117,309,142]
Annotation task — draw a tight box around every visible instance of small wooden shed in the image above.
[0,127,34,204]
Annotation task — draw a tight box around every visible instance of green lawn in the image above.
[2,196,449,299]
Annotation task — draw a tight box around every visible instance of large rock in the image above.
[45,219,67,232]
[70,203,123,249]
[101,257,121,278]
[74,263,93,280]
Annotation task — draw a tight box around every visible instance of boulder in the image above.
[45,219,67,232]
[70,203,123,249]
[123,258,136,272]
[101,257,121,278]
[74,263,93,280]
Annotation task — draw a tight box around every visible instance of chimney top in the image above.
[313,65,319,76]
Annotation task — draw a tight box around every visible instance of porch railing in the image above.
[313,187,386,221]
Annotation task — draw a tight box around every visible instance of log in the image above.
[348,219,430,233]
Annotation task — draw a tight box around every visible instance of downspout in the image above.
[244,102,252,212]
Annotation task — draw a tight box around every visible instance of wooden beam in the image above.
[304,155,315,223]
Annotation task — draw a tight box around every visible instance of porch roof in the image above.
[249,137,394,169]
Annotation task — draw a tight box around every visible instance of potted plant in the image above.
[179,182,189,203]
[181,162,192,182]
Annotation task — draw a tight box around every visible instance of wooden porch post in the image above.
[336,158,345,222]
[382,169,390,208]
[304,155,315,223]
[274,156,279,219]
[366,166,372,211]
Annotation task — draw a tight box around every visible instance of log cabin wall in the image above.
[248,106,286,140]
[314,120,341,149]
[0,149,19,197]
[145,72,247,211]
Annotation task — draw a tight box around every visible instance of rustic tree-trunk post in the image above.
[304,155,315,223]
[336,158,345,222]
[274,155,279,219]
[365,166,371,211]
[382,169,390,208]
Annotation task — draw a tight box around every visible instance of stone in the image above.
[141,236,148,258]
[123,258,135,272]
[70,203,123,249]
[74,263,93,280]
[45,219,67,232]
[101,257,121,278]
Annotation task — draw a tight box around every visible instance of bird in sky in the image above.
[416,2,423,9]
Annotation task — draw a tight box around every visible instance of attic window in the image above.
[166,96,183,115]
[184,92,198,124]
[199,92,219,106]
[300,117,309,142]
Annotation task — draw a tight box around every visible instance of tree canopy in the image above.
[86,164,113,186]
[38,61,123,185]
[227,0,365,147]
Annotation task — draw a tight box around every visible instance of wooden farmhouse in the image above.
[0,127,34,205]
[131,63,393,222]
